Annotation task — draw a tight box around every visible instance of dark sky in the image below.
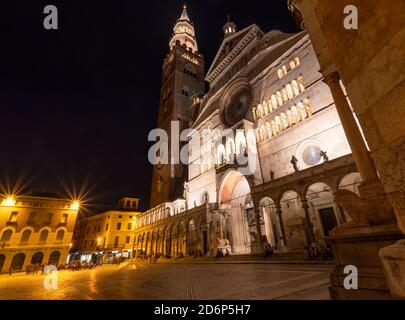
[0,0,297,212]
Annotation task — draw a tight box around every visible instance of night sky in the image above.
[0,0,297,213]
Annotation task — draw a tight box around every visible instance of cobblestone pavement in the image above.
[0,263,332,300]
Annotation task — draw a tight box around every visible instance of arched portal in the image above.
[178,221,187,257]
[11,253,26,270]
[280,190,307,250]
[218,170,258,255]
[31,252,44,264]
[187,219,196,256]
[306,182,339,239]
[48,251,61,266]
[259,197,284,250]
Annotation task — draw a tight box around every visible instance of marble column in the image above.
[302,199,316,245]
[276,205,288,246]
[323,71,378,183]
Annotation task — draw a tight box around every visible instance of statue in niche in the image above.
[183,181,189,199]
[270,170,275,181]
[291,155,299,172]
[157,176,164,194]
[320,150,329,163]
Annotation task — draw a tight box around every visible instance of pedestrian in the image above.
[8,266,13,276]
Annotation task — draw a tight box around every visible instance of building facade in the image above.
[0,193,79,273]
[72,197,141,263]
[135,6,362,258]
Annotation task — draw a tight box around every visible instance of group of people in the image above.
[305,243,334,261]
[135,251,161,264]
[24,263,46,275]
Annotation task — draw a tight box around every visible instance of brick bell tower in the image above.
[150,4,205,208]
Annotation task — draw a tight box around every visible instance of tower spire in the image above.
[169,4,198,52]
[180,3,189,21]
[223,14,237,38]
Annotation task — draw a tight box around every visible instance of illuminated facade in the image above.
[137,7,362,258]
[72,197,141,262]
[0,193,79,273]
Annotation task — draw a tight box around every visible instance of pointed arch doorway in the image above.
[217,170,259,255]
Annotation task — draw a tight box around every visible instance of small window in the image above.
[56,230,65,241]
[114,236,119,247]
[28,212,37,224]
[98,225,101,232]
[127,223,132,230]
[117,223,121,231]
[61,214,68,224]
[46,213,53,224]
[21,230,32,243]
[118,215,123,219]
[1,230,13,242]
[39,230,49,242]
[105,223,109,231]
[126,236,131,244]
[9,212,18,222]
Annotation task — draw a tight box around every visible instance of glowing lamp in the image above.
[2,196,16,207]
[70,201,80,210]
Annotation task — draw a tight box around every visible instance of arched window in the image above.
[260,125,267,141]
[304,99,313,117]
[277,69,283,79]
[290,60,297,70]
[235,131,247,155]
[271,120,277,136]
[1,230,13,242]
[257,104,263,118]
[286,84,294,100]
[56,230,65,241]
[276,91,283,107]
[291,106,301,123]
[11,253,25,270]
[275,116,283,132]
[291,80,300,96]
[21,230,31,243]
[286,110,294,126]
[182,86,190,96]
[39,230,49,243]
[297,102,308,120]
[271,95,278,110]
[31,252,44,264]
[267,100,273,113]
[282,66,288,76]
[294,57,300,67]
[262,101,269,115]
[252,107,257,120]
[297,76,305,92]
[48,251,61,266]
[281,88,289,102]
[265,122,272,139]
[281,113,289,129]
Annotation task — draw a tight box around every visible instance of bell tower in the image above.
[150,4,205,208]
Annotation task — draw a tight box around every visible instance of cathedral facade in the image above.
[135,6,361,257]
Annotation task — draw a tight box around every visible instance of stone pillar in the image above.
[323,71,378,183]
[276,205,288,247]
[302,199,316,245]
[253,209,265,253]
